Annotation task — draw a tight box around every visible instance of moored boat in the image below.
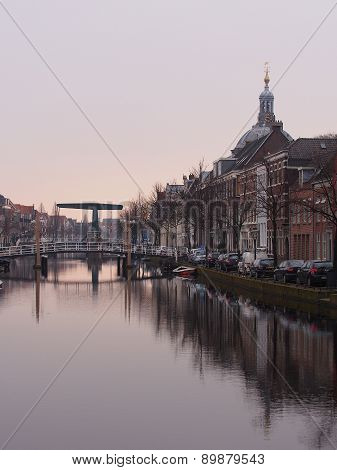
[172,266,196,276]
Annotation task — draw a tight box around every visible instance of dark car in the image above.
[273,259,304,283]
[217,253,239,272]
[250,258,274,278]
[206,251,220,268]
[296,260,333,287]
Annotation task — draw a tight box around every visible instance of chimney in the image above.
[271,120,283,132]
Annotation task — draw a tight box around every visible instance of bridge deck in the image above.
[0,242,187,259]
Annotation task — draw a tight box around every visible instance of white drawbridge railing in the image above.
[0,241,188,259]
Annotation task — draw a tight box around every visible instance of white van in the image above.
[238,249,268,275]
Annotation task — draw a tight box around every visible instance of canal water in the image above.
[1,256,337,450]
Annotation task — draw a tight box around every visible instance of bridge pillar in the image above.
[92,208,99,232]
[122,255,127,277]
[34,212,41,270]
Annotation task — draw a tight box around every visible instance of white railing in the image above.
[0,241,188,258]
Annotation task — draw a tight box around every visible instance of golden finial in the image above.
[264,61,270,87]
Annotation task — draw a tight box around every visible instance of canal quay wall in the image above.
[197,267,337,317]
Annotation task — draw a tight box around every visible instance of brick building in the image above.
[290,147,337,262]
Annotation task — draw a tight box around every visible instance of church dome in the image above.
[235,125,271,149]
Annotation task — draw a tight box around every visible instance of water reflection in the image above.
[125,277,337,448]
[1,257,337,449]
[35,269,40,323]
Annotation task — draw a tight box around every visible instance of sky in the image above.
[1,0,336,220]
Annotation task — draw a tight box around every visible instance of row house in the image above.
[151,67,337,265]
[192,66,294,253]
[236,121,292,253]
[0,194,86,244]
[259,138,337,260]
[158,181,187,247]
[186,69,337,263]
[290,147,337,263]
[197,120,292,253]
[14,204,35,241]
[0,194,19,245]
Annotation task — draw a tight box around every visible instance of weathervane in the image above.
[264,61,270,87]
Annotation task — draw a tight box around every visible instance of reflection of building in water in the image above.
[124,277,337,445]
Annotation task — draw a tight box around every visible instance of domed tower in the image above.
[233,63,284,152]
[257,62,275,126]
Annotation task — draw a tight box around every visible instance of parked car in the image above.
[193,252,206,264]
[217,253,239,272]
[238,249,268,275]
[188,248,206,264]
[273,260,304,283]
[250,258,274,278]
[178,247,188,257]
[296,260,333,287]
[206,250,220,268]
[188,248,202,262]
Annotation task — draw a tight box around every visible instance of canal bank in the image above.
[197,266,337,316]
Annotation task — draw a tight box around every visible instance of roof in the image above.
[290,148,337,191]
[234,125,271,150]
[165,184,184,194]
[14,204,34,215]
[234,134,271,169]
[286,138,337,165]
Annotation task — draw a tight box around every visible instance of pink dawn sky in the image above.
[1,0,336,219]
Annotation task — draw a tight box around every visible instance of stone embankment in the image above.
[197,267,337,316]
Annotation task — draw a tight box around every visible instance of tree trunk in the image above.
[333,228,337,272]
[272,218,278,268]
[236,228,241,256]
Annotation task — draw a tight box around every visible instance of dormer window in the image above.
[299,168,314,186]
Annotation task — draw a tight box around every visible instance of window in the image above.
[322,235,327,260]
[327,233,332,261]
[291,205,295,224]
[232,179,237,197]
[316,233,321,259]
[322,202,326,221]
[293,234,298,259]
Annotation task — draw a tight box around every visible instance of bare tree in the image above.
[146,183,164,245]
[0,209,19,244]
[81,213,88,240]
[254,159,290,267]
[316,133,337,139]
[157,192,184,248]
[183,159,208,248]
[213,178,253,254]
[293,153,337,271]
[48,202,60,241]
